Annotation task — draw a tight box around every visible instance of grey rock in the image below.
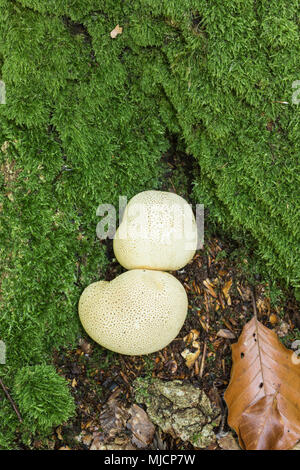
[133,378,220,449]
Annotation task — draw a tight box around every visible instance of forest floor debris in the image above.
[22,232,299,450]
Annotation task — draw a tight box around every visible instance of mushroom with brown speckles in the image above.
[78,269,188,355]
[113,190,198,272]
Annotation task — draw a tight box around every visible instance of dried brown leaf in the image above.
[203,279,217,298]
[269,314,278,325]
[110,24,123,38]
[82,434,93,447]
[181,341,201,368]
[127,404,155,448]
[199,318,209,332]
[56,426,63,441]
[165,359,178,374]
[78,338,93,354]
[217,432,240,450]
[239,394,284,450]
[224,317,300,450]
[99,389,129,438]
[222,279,232,298]
[222,279,232,305]
[90,433,135,450]
[183,329,200,344]
[217,329,236,339]
[71,378,77,388]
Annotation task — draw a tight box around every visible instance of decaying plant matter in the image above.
[225,293,300,450]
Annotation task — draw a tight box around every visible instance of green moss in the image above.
[13,365,75,433]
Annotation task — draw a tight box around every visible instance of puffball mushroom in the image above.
[113,190,198,271]
[78,269,188,355]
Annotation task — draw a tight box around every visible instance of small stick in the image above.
[251,287,258,319]
[170,178,177,193]
[51,165,73,185]
[194,358,200,375]
[0,378,23,423]
[199,342,207,378]
[213,385,227,438]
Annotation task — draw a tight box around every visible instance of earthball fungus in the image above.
[113,190,198,271]
[78,269,188,355]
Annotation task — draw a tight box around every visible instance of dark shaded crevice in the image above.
[61,16,98,65]
[190,11,207,38]
[62,16,91,43]
[160,133,196,195]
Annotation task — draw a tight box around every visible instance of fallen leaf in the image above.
[212,337,225,350]
[222,279,232,296]
[269,313,278,325]
[71,378,77,388]
[239,393,284,450]
[203,279,217,298]
[224,317,300,450]
[99,388,129,438]
[222,279,232,305]
[183,329,200,344]
[78,338,93,354]
[216,329,236,339]
[165,359,177,374]
[256,296,270,315]
[199,318,209,332]
[84,420,93,430]
[218,269,227,277]
[76,432,93,447]
[181,341,201,368]
[217,432,240,450]
[56,426,63,441]
[127,404,155,448]
[110,24,123,38]
[90,434,135,450]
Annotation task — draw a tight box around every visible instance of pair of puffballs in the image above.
[79,190,198,355]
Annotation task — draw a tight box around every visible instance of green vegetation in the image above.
[14,365,75,433]
[0,0,299,448]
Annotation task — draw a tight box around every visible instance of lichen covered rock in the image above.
[134,378,220,448]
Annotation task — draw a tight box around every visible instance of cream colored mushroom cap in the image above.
[78,270,188,355]
[113,190,198,271]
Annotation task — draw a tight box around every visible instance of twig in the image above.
[0,378,23,423]
[214,387,227,438]
[251,287,258,319]
[170,178,177,193]
[51,165,73,186]
[199,342,207,378]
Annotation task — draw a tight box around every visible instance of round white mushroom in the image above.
[78,269,188,355]
[113,190,198,271]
